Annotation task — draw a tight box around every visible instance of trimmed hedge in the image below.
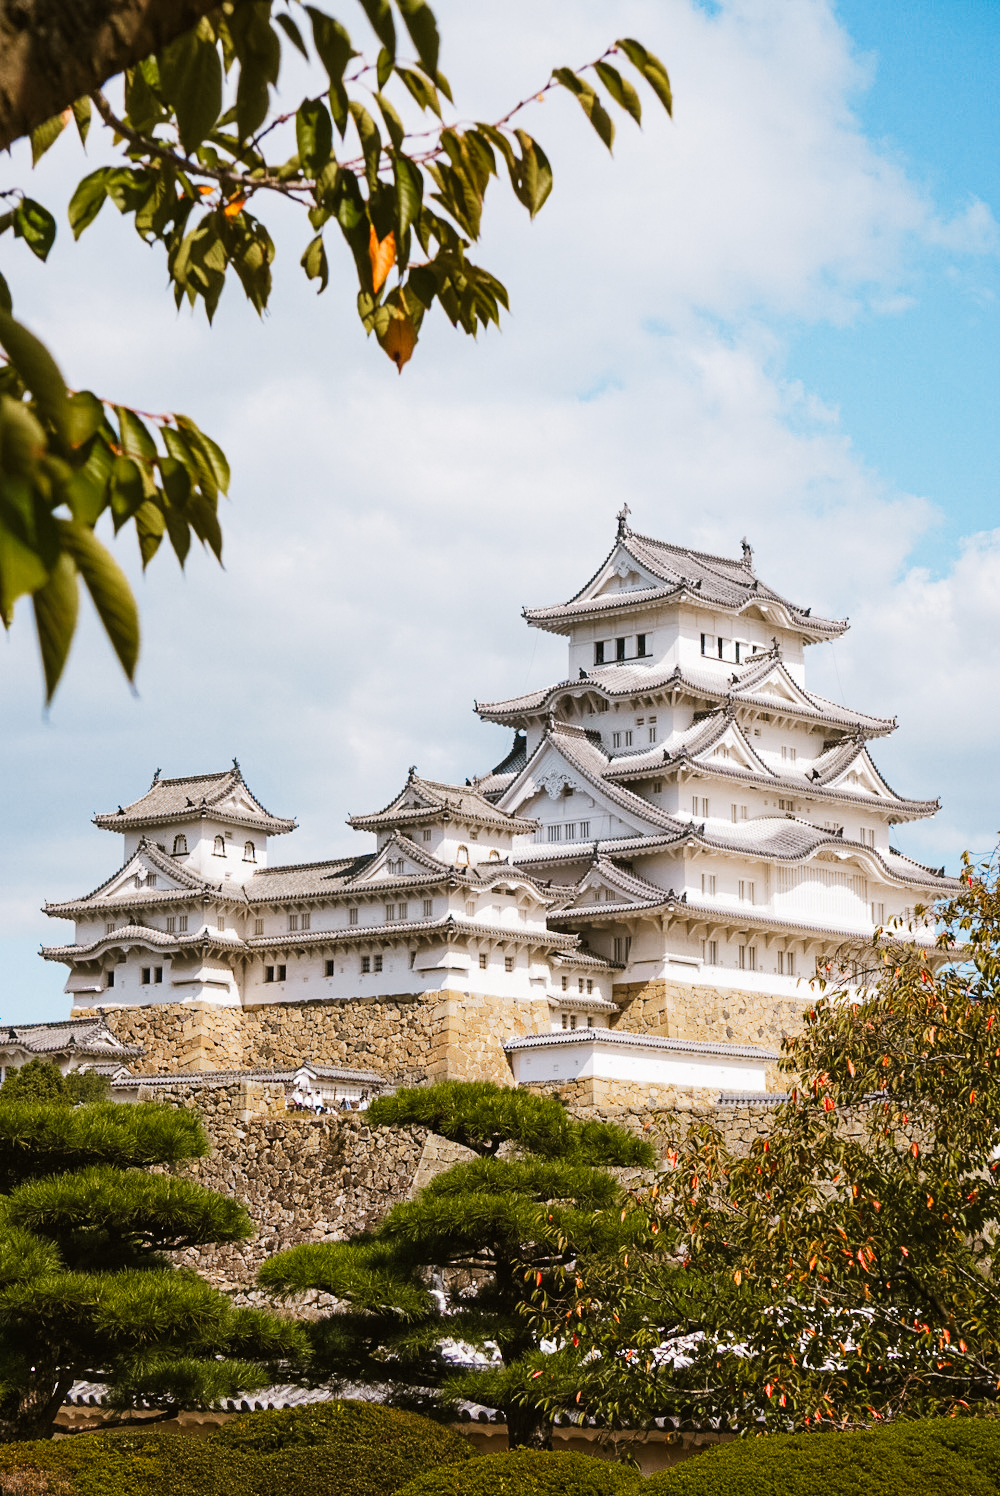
[396,1449,641,1496]
[0,1400,474,1496]
[645,1419,1000,1496]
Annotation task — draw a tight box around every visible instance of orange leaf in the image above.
[847,1059,856,1078]
[532,1369,543,1379]
[223,196,246,219]
[369,225,396,293]
[382,313,416,373]
[197,185,215,196]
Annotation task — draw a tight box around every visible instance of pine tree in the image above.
[259,1081,656,1449]
[0,1072,306,1440]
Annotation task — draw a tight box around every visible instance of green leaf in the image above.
[616,38,673,117]
[274,12,309,59]
[395,65,441,119]
[512,130,553,218]
[301,234,330,292]
[134,499,166,568]
[157,491,190,567]
[0,272,10,315]
[552,69,614,152]
[116,407,158,465]
[174,416,230,494]
[158,23,223,153]
[71,96,92,145]
[594,61,642,127]
[188,492,223,563]
[32,552,78,703]
[110,455,146,530]
[393,153,423,239]
[356,0,396,59]
[349,101,382,192]
[124,62,165,135]
[13,199,56,261]
[66,392,105,449]
[376,46,393,92]
[306,8,354,133]
[396,0,439,78]
[296,98,333,177]
[56,520,140,683]
[161,455,193,513]
[375,92,405,152]
[30,112,68,167]
[67,169,114,239]
[0,311,69,441]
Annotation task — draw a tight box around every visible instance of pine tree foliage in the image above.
[0,1084,307,1441]
[525,863,1000,1434]
[260,1081,658,1449]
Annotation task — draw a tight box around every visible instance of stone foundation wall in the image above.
[81,991,552,1088]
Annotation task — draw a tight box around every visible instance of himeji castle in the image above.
[40,512,957,1107]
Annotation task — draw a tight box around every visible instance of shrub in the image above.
[396,1448,642,1496]
[0,1400,475,1496]
[644,1419,1000,1496]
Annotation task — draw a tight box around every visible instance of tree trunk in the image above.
[0,0,225,150]
[505,1401,553,1452]
[0,1369,76,1441]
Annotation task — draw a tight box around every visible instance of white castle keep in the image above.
[40,515,956,1103]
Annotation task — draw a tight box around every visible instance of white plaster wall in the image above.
[510,1041,769,1092]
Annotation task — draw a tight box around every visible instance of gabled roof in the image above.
[45,840,219,917]
[477,655,895,739]
[549,854,670,915]
[522,526,846,641]
[349,770,539,835]
[0,1017,142,1059]
[94,764,295,835]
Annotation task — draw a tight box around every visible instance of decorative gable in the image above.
[698,723,771,776]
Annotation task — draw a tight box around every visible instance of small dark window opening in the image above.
[594,641,606,665]
[325,959,335,977]
[277,964,286,981]
[637,633,647,656]
[361,956,371,974]
[615,637,627,662]
[213,835,226,856]
[141,967,151,985]
[153,966,163,984]
[106,969,115,989]
[265,965,274,983]
[374,953,383,973]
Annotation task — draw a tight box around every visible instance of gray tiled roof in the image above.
[45,840,219,914]
[522,531,846,640]
[0,1017,142,1058]
[93,765,296,835]
[504,1028,780,1061]
[349,771,539,834]
[118,1062,384,1089]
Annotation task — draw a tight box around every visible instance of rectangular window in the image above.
[105,920,116,936]
[706,940,719,966]
[277,964,286,981]
[409,950,416,969]
[739,946,757,970]
[575,977,583,994]
[288,914,298,931]
[700,633,715,657]
[146,874,157,889]
[701,873,716,896]
[615,637,626,662]
[861,827,876,849]
[466,900,476,917]
[624,730,633,747]
[613,936,632,964]
[254,918,264,936]
[648,726,657,743]
[564,823,576,841]
[731,804,748,822]
[423,828,431,842]
[153,966,163,984]
[613,732,622,749]
[561,975,568,991]
[594,640,606,665]
[778,799,795,812]
[217,915,225,932]
[166,916,176,933]
[562,1013,568,1029]
[479,953,488,970]
[637,633,647,656]
[325,959,335,977]
[871,902,885,925]
[265,965,274,983]
[141,967,151,984]
[579,820,590,837]
[301,913,311,931]
[824,821,844,835]
[547,825,561,842]
[106,969,115,988]
[179,915,188,933]
[778,951,795,976]
[399,902,408,921]
[586,979,593,994]
[385,904,395,922]
[781,745,797,763]
[423,899,433,917]
[361,956,371,974]
[738,880,755,904]
[374,954,383,973]
[349,906,359,926]
[504,956,514,973]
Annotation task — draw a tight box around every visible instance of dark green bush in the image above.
[645,1419,1000,1496]
[396,1448,641,1496]
[0,1400,474,1496]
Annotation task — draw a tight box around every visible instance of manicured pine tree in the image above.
[0,1059,307,1440]
[259,1080,657,1449]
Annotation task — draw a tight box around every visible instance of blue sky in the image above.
[1,0,998,1020]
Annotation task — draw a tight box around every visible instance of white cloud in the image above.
[1,0,997,1017]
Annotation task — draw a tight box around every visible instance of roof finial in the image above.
[741,536,753,568]
[616,503,631,540]
[232,757,240,772]
[152,768,161,784]
[407,764,417,780]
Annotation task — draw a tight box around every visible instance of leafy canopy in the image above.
[0,0,672,702]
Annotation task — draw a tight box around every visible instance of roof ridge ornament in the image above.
[741,537,754,569]
[616,503,631,540]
